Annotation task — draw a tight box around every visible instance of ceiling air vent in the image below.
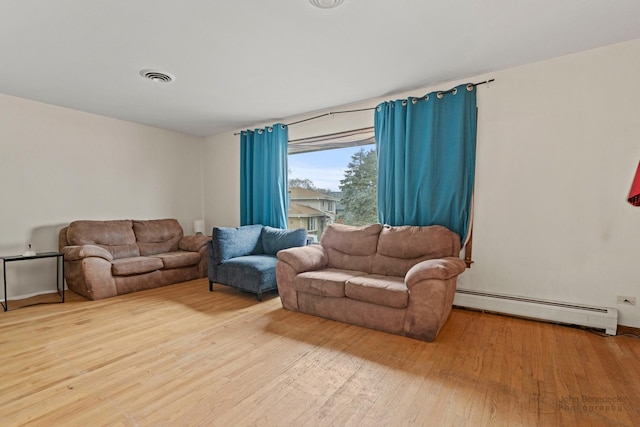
[139,69,175,83]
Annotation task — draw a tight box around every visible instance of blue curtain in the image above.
[240,124,289,228]
[374,83,477,243]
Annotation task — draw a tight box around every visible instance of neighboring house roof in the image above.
[289,187,340,202]
[288,202,327,218]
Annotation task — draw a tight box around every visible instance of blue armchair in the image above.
[207,224,307,301]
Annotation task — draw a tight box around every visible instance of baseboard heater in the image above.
[454,289,618,335]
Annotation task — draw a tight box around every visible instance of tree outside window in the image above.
[288,145,377,240]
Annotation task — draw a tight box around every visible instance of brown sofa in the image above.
[59,219,210,300]
[275,223,466,342]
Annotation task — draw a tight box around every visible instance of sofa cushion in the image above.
[261,226,307,255]
[66,220,140,259]
[372,225,461,277]
[376,225,460,259]
[216,255,278,293]
[321,223,382,256]
[321,223,382,273]
[111,256,163,276]
[151,251,201,269]
[345,274,409,309]
[211,225,264,264]
[293,268,367,298]
[134,219,183,256]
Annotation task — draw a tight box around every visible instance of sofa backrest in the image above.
[65,220,140,259]
[211,224,264,264]
[371,225,461,277]
[134,219,183,256]
[211,225,308,264]
[320,223,460,276]
[320,223,382,273]
[61,218,187,259]
[261,226,307,255]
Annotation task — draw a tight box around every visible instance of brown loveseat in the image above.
[59,219,210,300]
[275,223,466,342]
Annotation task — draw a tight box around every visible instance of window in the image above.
[287,128,377,241]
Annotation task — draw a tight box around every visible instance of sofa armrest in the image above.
[276,245,328,273]
[276,245,327,312]
[405,257,466,288]
[402,257,465,342]
[179,234,211,252]
[62,245,114,262]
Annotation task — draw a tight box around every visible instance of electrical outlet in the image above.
[616,296,636,305]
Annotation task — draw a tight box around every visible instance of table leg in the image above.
[2,260,7,311]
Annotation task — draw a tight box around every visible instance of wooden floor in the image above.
[1,279,638,426]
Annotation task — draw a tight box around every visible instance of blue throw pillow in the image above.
[261,226,307,255]
[212,224,264,263]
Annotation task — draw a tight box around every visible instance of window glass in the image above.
[288,139,377,242]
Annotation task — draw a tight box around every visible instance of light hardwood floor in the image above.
[1,279,638,426]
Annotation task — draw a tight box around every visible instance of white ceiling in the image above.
[2,0,640,137]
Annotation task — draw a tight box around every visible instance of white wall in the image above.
[0,94,205,298]
[203,38,640,327]
[464,39,640,327]
[203,131,240,228]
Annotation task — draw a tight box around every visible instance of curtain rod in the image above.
[234,78,494,135]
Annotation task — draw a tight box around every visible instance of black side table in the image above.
[1,252,65,311]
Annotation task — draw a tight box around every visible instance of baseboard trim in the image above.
[617,325,640,337]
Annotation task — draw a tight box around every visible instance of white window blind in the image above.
[287,127,375,155]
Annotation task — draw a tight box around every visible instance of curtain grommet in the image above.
[467,84,474,91]
[401,100,407,107]
[424,95,429,102]
[452,88,457,95]
[268,127,273,132]
[437,92,443,99]
[258,129,263,134]
[411,98,417,105]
